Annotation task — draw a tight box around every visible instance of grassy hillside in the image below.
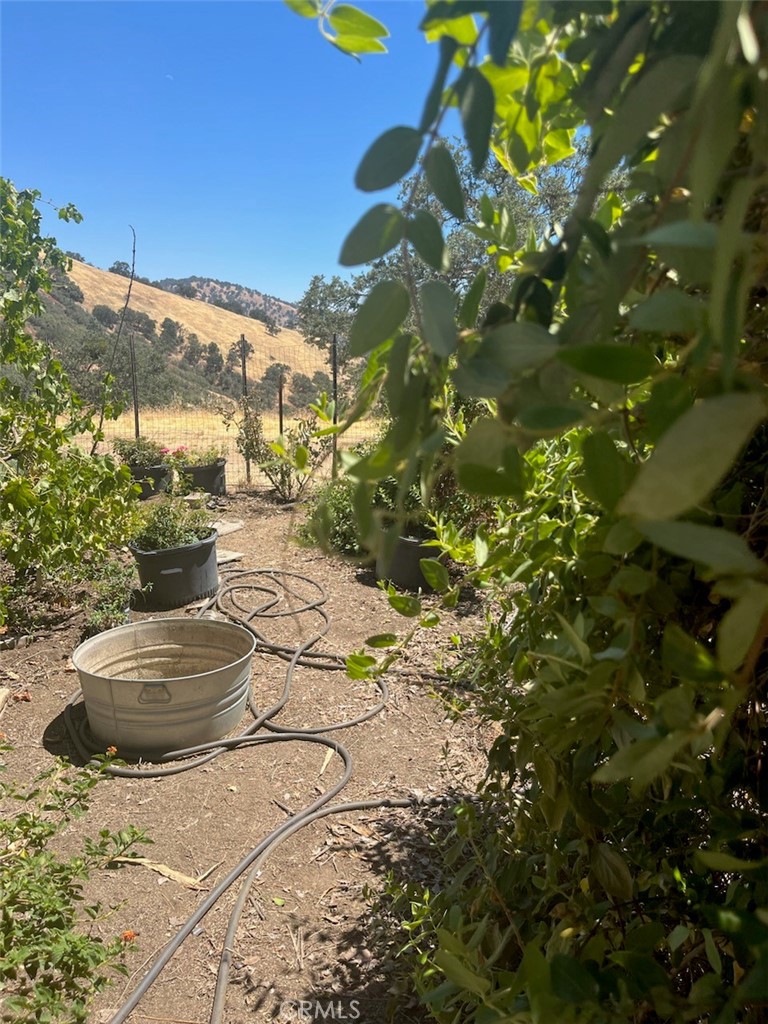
[68,260,324,382]
[155,275,298,329]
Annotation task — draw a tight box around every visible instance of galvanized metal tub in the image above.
[72,618,256,758]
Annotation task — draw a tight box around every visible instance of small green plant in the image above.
[129,496,214,551]
[300,476,365,555]
[164,443,225,467]
[224,396,331,502]
[112,436,166,467]
[81,555,137,638]
[0,744,151,1022]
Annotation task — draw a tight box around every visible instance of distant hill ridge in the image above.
[66,260,320,383]
[155,275,298,329]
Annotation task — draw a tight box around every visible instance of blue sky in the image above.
[1,1,443,303]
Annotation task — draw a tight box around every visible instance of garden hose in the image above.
[61,566,460,1023]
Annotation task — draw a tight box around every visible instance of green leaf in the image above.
[474,529,489,567]
[550,954,599,1003]
[328,4,388,37]
[558,344,656,384]
[690,66,742,214]
[434,949,490,997]
[661,624,722,682]
[345,653,377,679]
[458,269,487,329]
[697,850,768,872]
[420,558,449,592]
[457,67,495,172]
[332,34,387,55]
[629,290,707,335]
[406,210,445,271]
[349,280,410,357]
[453,322,558,397]
[365,633,398,648]
[590,843,633,902]
[603,519,643,556]
[388,592,422,617]
[339,204,405,266]
[638,521,764,577]
[517,404,584,432]
[618,393,766,520]
[667,924,690,952]
[455,419,527,498]
[487,1,522,65]
[592,56,702,178]
[739,950,768,1002]
[718,583,768,672]
[582,433,635,512]
[284,0,319,17]
[593,732,691,789]
[424,143,466,220]
[641,221,718,249]
[642,377,694,443]
[419,36,460,132]
[420,280,457,357]
[355,127,423,192]
[703,928,722,973]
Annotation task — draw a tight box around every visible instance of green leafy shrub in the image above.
[167,443,226,467]
[81,555,137,638]
[292,1,768,1020]
[0,746,150,1022]
[130,497,214,551]
[0,181,138,626]
[112,436,166,467]
[224,396,331,502]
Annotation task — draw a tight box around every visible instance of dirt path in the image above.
[0,493,490,1024]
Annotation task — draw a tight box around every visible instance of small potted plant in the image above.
[113,436,171,500]
[128,497,218,610]
[165,444,227,496]
[371,475,438,592]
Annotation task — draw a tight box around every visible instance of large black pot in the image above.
[129,530,218,610]
[375,534,435,592]
[178,459,227,496]
[129,463,171,501]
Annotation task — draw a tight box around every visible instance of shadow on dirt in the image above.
[231,796,469,1023]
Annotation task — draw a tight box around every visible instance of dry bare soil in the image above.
[0,493,491,1024]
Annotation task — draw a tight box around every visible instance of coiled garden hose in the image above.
[62,567,459,1024]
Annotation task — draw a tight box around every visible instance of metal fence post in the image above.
[128,331,140,439]
[240,333,251,485]
[331,332,338,479]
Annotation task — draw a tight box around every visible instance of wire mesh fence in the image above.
[96,332,375,491]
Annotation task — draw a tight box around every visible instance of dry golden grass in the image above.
[94,407,378,488]
[68,260,326,379]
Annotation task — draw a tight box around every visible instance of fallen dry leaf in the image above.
[12,690,31,703]
[108,856,208,890]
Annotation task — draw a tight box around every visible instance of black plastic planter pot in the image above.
[375,535,435,592]
[129,531,219,610]
[129,463,171,501]
[178,459,227,496]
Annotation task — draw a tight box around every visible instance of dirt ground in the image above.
[0,492,492,1024]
